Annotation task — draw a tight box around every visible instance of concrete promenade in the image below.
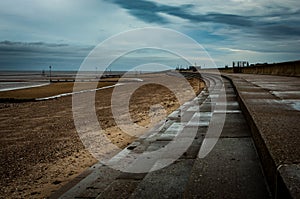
[223,73,300,198]
[51,72,299,199]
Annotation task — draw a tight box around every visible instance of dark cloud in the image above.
[0,41,92,70]
[106,0,184,24]
[204,13,253,27]
[257,25,300,39]
[108,0,300,40]
[129,10,168,24]
[108,0,253,27]
[0,40,69,48]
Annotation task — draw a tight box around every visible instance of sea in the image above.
[0,70,130,91]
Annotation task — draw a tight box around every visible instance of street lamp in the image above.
[49,65,52,82]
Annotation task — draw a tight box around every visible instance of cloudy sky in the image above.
[0,0,299,71]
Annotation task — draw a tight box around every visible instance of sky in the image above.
[0,0,299,71]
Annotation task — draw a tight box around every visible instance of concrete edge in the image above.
[222,74,294,199]
[277,164,300,199]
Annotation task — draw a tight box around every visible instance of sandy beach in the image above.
[0,73,204,198]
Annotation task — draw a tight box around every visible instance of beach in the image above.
[0,72,204,198]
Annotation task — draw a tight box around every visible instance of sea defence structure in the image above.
[223,73,300,198]
[51,71,299,199]
[220,60,300,77]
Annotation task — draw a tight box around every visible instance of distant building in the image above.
[189,66,201,71]
[175,65,201,72]
[232,61,249,73]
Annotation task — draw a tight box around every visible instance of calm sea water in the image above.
[0,71,128,91]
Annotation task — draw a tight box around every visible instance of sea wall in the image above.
[219,60,300,77]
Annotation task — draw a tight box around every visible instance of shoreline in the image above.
[0,73,204,198]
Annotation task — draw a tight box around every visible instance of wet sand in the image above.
[0,73,204,198]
